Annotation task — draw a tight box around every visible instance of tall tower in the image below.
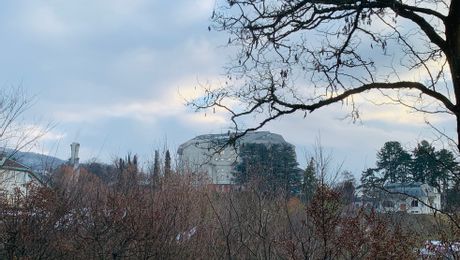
[70,142,80,175]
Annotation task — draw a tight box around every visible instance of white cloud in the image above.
[54,97,182,123]
[181,112,227,126]
[53,76,204,123]
[263,107,438,173]
[39,129,66,142]
[173,0,215,24]
[111,47,159,76]
[23,5,69,39]
[98,0,151,16]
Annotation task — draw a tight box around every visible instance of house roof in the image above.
[178,131,293,155]
[384,182,436,198]
[1,157,29,170]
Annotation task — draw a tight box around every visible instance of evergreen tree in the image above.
[234,143,300,196]
[362,140,460,210]
[412,140,438,185]
[273,144,301,195]
[360,168,385,199]
[234,143,271,188]
[302,157,317,202]
[164,150,172,178]
[361,141,411,198]
[152,150,160,184]
[376,141,412,183]
[446,183,460,212]
[436,148,459,191]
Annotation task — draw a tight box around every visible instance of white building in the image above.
[0,156,44,198]
[178,131,294,190]
[378,182,441,214]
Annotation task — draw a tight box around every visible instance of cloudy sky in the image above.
[0,0,454,176]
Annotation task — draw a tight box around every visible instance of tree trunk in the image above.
[446,1,460,151]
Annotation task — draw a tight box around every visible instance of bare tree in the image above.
[191,0,460,149]
[0,87,49,155]
[0,87,51,191]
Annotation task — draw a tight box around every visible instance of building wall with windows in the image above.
[378,183,441,214]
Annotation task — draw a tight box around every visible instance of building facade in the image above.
[178,131,295,189]
[377,182,441,214]
[0,156,44,198]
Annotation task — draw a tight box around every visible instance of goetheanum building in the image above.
[177,131,295,191]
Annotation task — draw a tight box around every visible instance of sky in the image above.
[0,0,455,177]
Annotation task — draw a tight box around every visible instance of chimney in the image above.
[70,142,80,173]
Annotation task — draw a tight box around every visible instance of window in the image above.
[411,200,419,207]
[399,203,407,211]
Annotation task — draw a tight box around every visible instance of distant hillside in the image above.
[3,149,65,172]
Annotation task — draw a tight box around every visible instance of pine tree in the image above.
[376,141,412,183]
[234,143,269,186]
[361,141,411,198]
[152,150,160,185]
[302,157,317,202]
[272,144,301,195]
[164,150,172,178]
[435,149,458,192]
[360,168,385,199]
[412,140,439,185]
[234,143,300,196]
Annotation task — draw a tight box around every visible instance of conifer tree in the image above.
[376,141,412,183]
[164,150,172,178]
[234,143,300,196]
[152,150,160,185]
[412,140,438,184]
[302,157,317,202]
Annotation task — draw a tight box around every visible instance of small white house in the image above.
[0,156,44,198]
[378,182,441,214]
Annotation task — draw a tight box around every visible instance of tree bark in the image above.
[446,1,460,150]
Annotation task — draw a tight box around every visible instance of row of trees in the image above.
[362,141,458,188]
[80,149,174,187]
